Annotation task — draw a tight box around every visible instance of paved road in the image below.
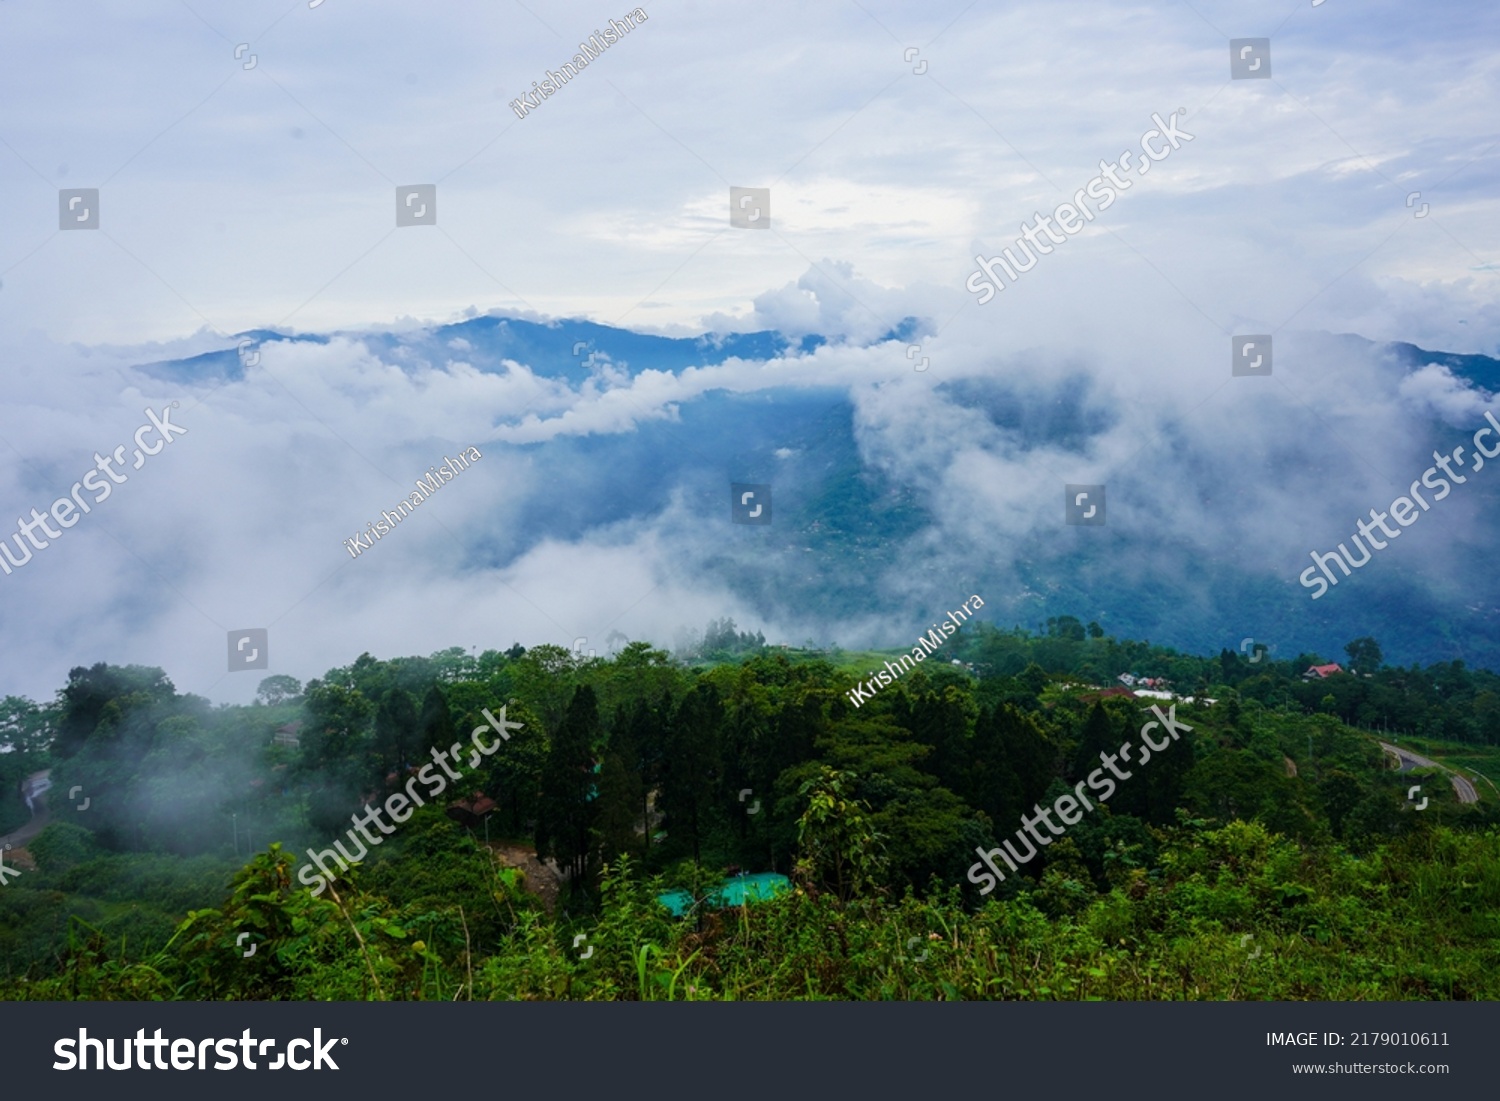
[1378,742,1479,804]
[0,769,52,849]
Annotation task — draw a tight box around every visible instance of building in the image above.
[1303,663,1343,680]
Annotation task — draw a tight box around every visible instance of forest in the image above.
[0,618,1496,1000]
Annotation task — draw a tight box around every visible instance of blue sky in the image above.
[0,0,1497,701]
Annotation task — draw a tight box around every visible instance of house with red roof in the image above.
[1302,663,1343,679]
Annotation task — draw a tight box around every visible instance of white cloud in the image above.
[2,0,1499,697]
[1398,363,1495,428]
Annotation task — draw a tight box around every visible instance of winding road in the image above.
[1378,742,1479,805]
[0,769,52,850]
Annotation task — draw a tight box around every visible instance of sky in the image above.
[1,0,1497,703]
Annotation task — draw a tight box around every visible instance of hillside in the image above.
[131,321,1500,672]
[1,624,1496,1000]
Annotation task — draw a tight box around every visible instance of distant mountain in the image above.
[138,318,1500,671]
[137,315,924,385]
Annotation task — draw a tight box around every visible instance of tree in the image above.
[373,688,418,780]
[0,695,53,756]
[592,641,686,721]
[970,704,1053,830]
[1139,715,1195,825]
[298,680,375,836]
[1017,662,1050,698]
[592,749,642,864]
[255,675,303,706]
[1344,637,1383,673]
[904,688,969,795]
[793,767,884,901]
[415,684,454,757]
[1046,615,1086,641]
[1184,744,1312,840]
[54,663,176,759]
[465,698,544,837]
[426,646,478,683]
[659,683,722,864]
[536,685,601,882]
[766,690,821,784]
[631,697,667,859]
[509,645,577,737]
[1071,702,1118,782]
[1318,769,1363,839]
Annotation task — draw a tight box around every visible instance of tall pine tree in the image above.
[416,684,454,757]
[373,687,418,781]
[907,688,970,795]
[598,700,653,863]
[659,682,722,864]
[970,703,1054,830]
[536,685,601,881]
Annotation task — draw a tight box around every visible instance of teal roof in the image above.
[655,872,791,917]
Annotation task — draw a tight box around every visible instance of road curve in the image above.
[1378,742,1479,804]
[0,769,52,850]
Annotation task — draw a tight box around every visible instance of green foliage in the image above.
[3,628,1498,1001]
[28,822,102,873]
[678,618,766,664]
[255,675,303,706]
[537,685,601,881]
[793,767,884,902]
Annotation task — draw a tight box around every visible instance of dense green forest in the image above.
[1,619,1496,1000]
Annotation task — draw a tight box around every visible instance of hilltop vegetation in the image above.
[0,620,1496,1000]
